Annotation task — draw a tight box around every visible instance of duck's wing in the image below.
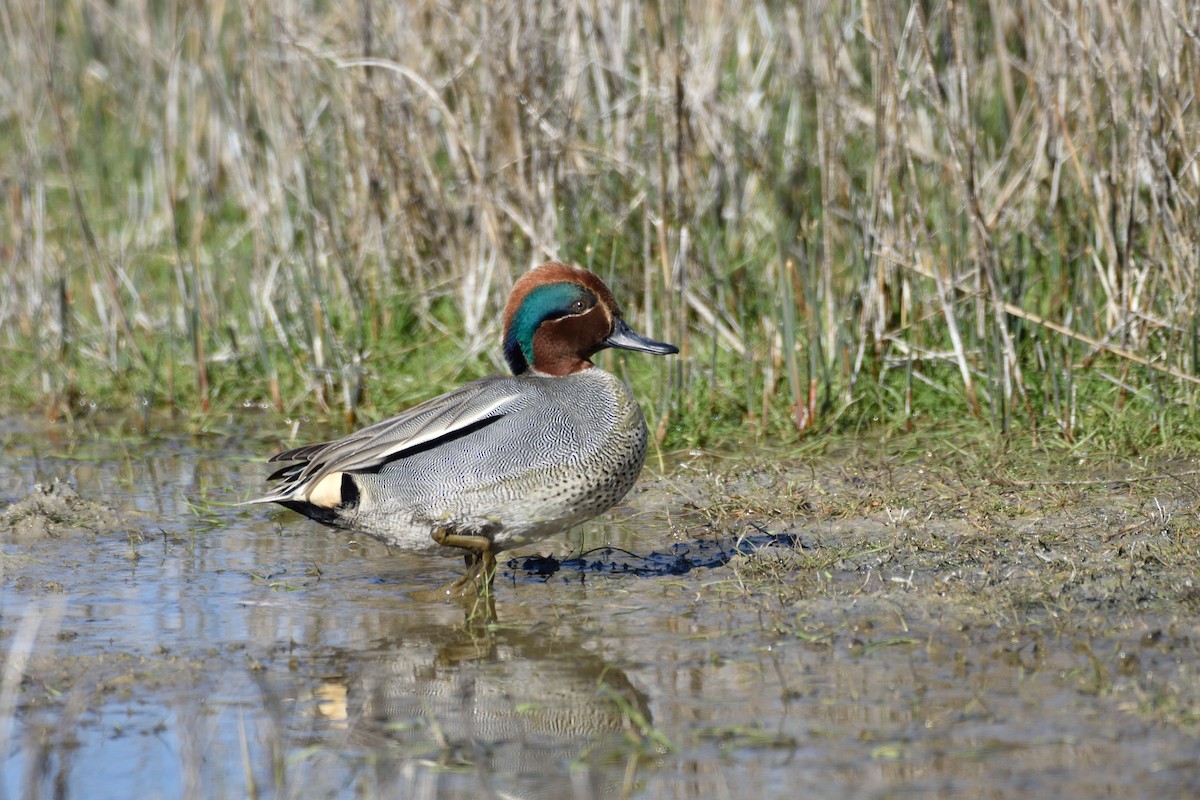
[244,378,521,505]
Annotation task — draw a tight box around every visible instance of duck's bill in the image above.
[603,317,679,355]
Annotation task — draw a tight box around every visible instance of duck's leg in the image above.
[411,528,497,601]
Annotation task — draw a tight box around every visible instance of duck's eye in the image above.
[571,298,591,312]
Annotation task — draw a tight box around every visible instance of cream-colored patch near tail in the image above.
[307,472,345,508]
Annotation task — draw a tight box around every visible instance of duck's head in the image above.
[502,262,679,376]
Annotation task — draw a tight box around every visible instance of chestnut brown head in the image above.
[501,262,678,376]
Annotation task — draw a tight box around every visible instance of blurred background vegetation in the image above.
[2,0,1199,451]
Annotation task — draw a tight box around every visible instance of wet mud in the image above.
[0,479,133,543]
[3,420,1200,798]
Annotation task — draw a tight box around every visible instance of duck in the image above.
[246,262,678,598]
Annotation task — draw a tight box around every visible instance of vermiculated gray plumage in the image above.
[255,369,648,554]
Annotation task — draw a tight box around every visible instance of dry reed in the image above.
[1,0,1198,443]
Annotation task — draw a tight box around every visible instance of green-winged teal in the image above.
[247,262,678,597]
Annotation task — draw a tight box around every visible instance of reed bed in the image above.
[2,0,1199,448]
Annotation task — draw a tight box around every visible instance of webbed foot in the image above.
[410,529,498,603]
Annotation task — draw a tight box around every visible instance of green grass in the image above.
[2,0,1200,451]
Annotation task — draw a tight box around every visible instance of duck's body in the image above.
[265,368,648,554]
[247,262,677,596]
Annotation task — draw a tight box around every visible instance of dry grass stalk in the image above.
[0,0,1197,438]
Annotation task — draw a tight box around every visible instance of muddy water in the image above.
[3,417,1200,798]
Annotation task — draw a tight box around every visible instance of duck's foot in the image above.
[410,530,498,603]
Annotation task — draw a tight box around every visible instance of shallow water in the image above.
[2,417,1199,798]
